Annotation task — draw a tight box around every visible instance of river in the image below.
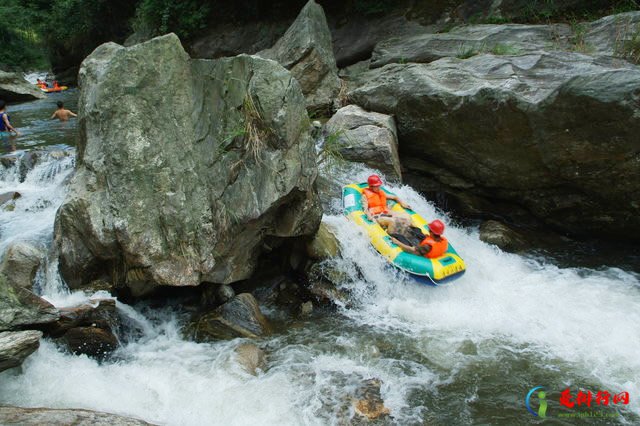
[0,91,639,425]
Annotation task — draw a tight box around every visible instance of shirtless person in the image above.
[50,102,77,121]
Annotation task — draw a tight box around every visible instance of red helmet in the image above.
[367,174,383,187]
[428,219,445,236]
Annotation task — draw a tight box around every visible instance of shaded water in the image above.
[0,93,639,425]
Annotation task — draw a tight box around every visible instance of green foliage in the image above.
[0,0,49,70]
[456,45,480,59]
[318,130,346,166]
[490,43,522,56]
[132,0,210,40]
[484,15,511,25]
[569,19,593,53]
[615,22,640,63]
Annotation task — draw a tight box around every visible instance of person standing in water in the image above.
[50,101,77,122]
[0,100,20,136]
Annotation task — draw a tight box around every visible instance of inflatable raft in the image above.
[40,86,68,93]
[343,183,466,285]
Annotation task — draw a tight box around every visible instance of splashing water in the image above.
[0,95,639,425]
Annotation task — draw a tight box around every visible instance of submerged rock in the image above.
[0,242,45,290]
[0,71,46,102]
[59,326,118,360]
[306,221,340,260]
[0,191,21,206]
[0,406,154,425]
[479,220,528,252]
[259,0,340,114]
[352,378,390,420]
[55,34,321,294]
[0,274,59,331]
[190,293,271,341]
[235,342,266,375]
[324,105,401,180]
[0,330,42,373]
[349,52,640,241]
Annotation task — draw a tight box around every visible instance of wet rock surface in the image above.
[479,220,528,252]
[189,293,271,341]
[0,274,59,331]
[234,342,266,375]
[0,242,45,290]
[0,330,42,373]
[0,406,154,425]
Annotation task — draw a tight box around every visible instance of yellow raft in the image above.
[343,183,466,285]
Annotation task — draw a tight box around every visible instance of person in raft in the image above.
[361,174,412,228]
[0,100,20,136]
[50,101,77,121]
[390,219,449,259]
[36,78,47,89]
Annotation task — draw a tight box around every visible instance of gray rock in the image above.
[299,301,313,317]
[54,34,321,294]
[0,242,45,290]
[349,52,640,240]
[0,406,154,425]
[190,293,271,341]
[0,274,59,332]
[44,299,119,338]
[259,0,340,114]
[0,192,21,206]
[479,220,528,252]
[371,23,571,68]
[0,71,46,102]
[235,342,266,375]
[216,284,236,304]
[306,221,340,260]
[586,12,640,58]
[0,330,42,373]
[324,105,401,179]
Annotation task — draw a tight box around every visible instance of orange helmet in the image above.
[428,219,445,236]
[367,174,383,187]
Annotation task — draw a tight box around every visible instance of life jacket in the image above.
[363,188,388,215]
[419,236,448,258]
[0,113,8,131]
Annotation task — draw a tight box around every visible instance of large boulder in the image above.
[479,220,528,252]
[0,406,154,425]
[0,330,42,373]
[349,52,640,240]
[0,71,46,102]
[0,242,45,290]
[324,105,401,179]
[0,274,59,331]
[370,24,571,68]
[259,0,340,114]
[54,34,321,295]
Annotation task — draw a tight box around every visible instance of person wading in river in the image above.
[0,100,20,136]
[50,101,77,122]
